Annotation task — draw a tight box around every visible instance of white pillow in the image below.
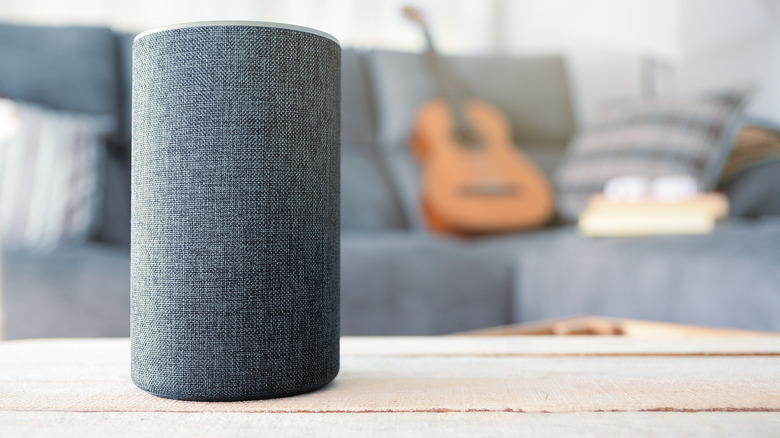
[0,99,112,251]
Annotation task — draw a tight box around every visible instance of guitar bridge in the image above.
[460,184,518,197]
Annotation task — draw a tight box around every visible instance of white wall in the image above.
[501,0,681,60]
[1,0,778,124]
[676,0,780,122]
[499,0,780,126]
[499,0,679,126]
[0,0,496,53]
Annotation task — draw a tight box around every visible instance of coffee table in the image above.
[1,336,778,436]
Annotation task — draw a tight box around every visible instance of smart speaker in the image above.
[131,21,340,401]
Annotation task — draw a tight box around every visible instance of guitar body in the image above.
[403,5,555,234]
[413,99,555,234]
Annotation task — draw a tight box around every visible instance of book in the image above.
[578,193,729,237]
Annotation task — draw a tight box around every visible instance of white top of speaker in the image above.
[135,21,339,45]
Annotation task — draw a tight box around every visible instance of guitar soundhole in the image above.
[453,128,481,149]
[460,184,519,197]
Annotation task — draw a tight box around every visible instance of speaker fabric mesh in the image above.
[131,23,340,401]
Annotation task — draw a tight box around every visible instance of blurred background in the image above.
[1,0,779,339]
[2,0,779,123]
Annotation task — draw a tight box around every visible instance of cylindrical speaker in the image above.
[131,21,340,401]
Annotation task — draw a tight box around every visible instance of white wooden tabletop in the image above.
[1,336,779,437]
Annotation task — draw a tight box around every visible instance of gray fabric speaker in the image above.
[131,21,340,401]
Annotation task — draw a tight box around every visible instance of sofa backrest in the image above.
[116,32,136,152]
[340,49,408,230]
[0,22,131,247]
[0,21,576,238]
[0,22,121,124]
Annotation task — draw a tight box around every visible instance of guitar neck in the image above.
[413,11,474,139]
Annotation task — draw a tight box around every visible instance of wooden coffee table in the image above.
[456,316,780,337]
[1,335,778,436]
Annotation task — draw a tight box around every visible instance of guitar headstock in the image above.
[402,5,427,29]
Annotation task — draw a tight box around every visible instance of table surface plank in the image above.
[1,336,779,436]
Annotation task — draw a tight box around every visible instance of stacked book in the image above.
[578,193,729,237]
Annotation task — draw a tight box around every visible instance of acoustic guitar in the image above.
[404,6,555,234]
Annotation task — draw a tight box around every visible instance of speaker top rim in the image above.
[134,21,339,45]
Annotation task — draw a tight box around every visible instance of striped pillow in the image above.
[0,100,111,252]
[554,91,746,222]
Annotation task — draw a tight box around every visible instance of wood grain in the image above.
[1,412,779,438]
[1,337,778,436]
[455,316,780,338]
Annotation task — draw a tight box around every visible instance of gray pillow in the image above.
[554,91,747,222]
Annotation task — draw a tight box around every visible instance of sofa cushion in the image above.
[89,31,135,246]
[1,242,130,340]
[115,31,136,151]
[341,49,376,153]
[341,49,406,230]
[513,220,780,332]
[93,143,131,246]
[554,91,747,222]
[0,22,119,121]
[340,231,513,335]
[365,50,575,229]
[341,153,406,230]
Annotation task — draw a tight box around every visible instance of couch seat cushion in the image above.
[513,220,780,332]
[2,242,130,339]
[341,231,514,334]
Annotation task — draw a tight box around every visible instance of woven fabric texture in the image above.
[554,91,745,222]
[131,24,340,401]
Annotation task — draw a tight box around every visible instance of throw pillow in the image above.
[0,99,111,252]
[554,91,747,222]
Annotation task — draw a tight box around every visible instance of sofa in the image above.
[2,22,779,340]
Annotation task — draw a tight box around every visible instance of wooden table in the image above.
[1,336,779,436]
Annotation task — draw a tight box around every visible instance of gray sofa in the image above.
[2,22,779,339]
